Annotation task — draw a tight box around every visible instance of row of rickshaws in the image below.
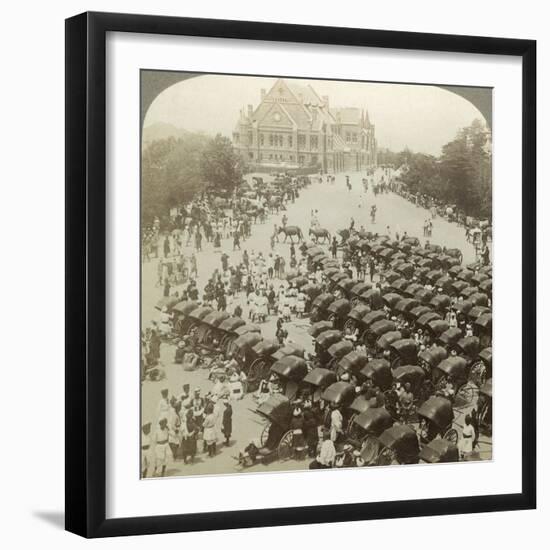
[254,375,492,467]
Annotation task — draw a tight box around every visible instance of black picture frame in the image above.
[65,11,536,538]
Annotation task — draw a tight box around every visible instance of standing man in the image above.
[331,237,338,259]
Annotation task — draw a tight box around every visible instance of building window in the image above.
[260,134,264,146]
[311,135,318,150]
[269,134,274,147]
[269,154,273,160]
[247,132,253,146]
[299,155,305,165]
[288,135,293,148]
[345,132,351,143]
[249,152,254,159]
[289,155,294,161]
[278,135,283,147]
[352,133,357,143]
[298,134,306,148]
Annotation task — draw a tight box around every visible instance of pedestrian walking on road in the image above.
[331,237,338,259]
[222,400,233,446]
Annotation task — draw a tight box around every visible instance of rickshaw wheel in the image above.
[220,334,233,353]
[278,430,294,461]
[174,318,185,334]
[346,413,358,437]
[361,436,379,466]
[444,428,459,446]
[456,383,474,407]
[377,447,396,466]
[247,359,266,390]
[390,357,402,370]
[343,319,356,332]
[260,424,270,447]
[469,361,487,388]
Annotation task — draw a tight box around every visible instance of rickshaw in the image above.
[416,258,435,271]
[321,381,357,435]
[455,336,481,364]
[425,319,450,340]
[382,292,403,310]
[388,338,418,369]
[232,332,264,369]
[347,408,394,464]
[360,358,393,391]
[459,286,478,300]
[446,248,464,265]
[432,356,474,406]
[414,288,434,305]
[344,303,371,332]
[198,310,230,346]
[390,365,427,416]
[418,346,448,376]
[457,269,474,283]
[395,298,421,321]
[350,282,372,305]
[470,347,492,387]
[252,394,295,463]
[337,350,369,380]
[270,342,305,362]
[310,293,336,322]
[453,300,474,318]
[437,327,463,349]
[448,265,463,279]
[329,272,349,291]
[302,367,338,402]
[429,294,452,314]
[426,269,443,286]
[479,279,493,297]
[435,276,454,295]
[404,283,423,298]
[466,305,490,322]
[376,425,420,465]
[242,339,280,390]
[182,305,213,340]
[409,305,432,321]
[315,329,344,363]
[416,396,459,445]
[308,320,334,339]
[171,300,200,334]
[326,298,353,329]
[333,278,356,299]
[471,272,490,287]
[361,288,385,310]
[419,439,459,464]
[416,311,442,330]
[477,378,492,436]
[269,356,309,400]
[396,262,415,280]
[376,330,403,356]
[469,292,489,307]
[365,319,397,349]
[326,340,355,369]
[388,278,409,293]
[217,316,247,352]
[301,283,323,311]
[450,281,468,296]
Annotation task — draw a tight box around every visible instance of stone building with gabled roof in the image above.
[233,78,377,173]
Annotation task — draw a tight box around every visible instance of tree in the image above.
[200,134,244,194]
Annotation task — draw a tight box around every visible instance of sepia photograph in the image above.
[140,72,493,479]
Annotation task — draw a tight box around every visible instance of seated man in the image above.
[398,382,414,419]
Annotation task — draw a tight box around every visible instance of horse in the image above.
[309,227,331,243]
[277,225,303,243]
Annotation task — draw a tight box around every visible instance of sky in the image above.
[143,74,488,156]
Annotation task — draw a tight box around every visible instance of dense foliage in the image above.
[380,119,492,219]
[141,133,244,223]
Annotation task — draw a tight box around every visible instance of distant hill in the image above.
[142,122,190,145]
